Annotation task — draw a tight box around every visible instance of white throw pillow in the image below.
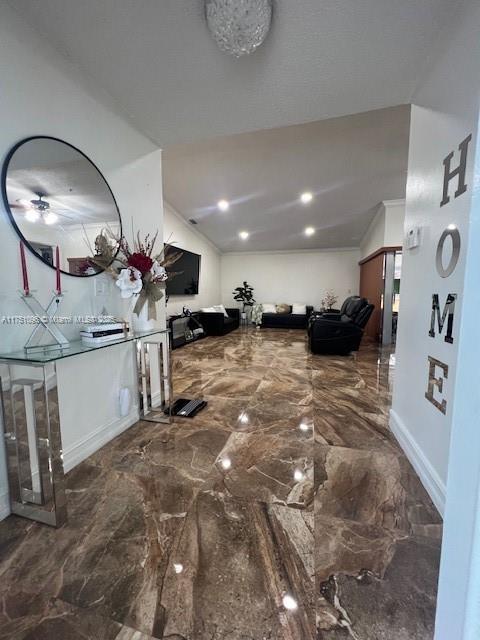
[292,303,307,315]
[200,307,217,313]
[213,304,229,318]
[262,303,277,313]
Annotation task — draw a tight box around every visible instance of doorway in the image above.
[359,247,402,345]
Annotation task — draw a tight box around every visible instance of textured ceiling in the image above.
[163,105,410,251]
[9,0,456,147]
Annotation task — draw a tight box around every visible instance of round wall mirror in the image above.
[2,136,122,277]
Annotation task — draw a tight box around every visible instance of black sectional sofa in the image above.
[198,308,240,336]
[262,305,313,329]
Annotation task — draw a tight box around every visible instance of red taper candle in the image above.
[20,241,30,296]
[55,246,61,294]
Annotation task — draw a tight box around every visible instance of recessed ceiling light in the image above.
[217,199,230,212]
[239,230,249,240]
[304,226,315,236]
[300,192,313,204]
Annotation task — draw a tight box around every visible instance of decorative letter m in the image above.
[429,293,457,344]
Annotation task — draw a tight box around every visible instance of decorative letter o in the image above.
[436,227,461,278]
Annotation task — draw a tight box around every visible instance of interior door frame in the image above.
[359,245,402,344]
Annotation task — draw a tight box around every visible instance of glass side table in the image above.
[0,329,172,527]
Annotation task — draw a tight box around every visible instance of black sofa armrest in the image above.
[320,313,343,321]
[311,317,363,340]
[198,312,225,335]
[226,308,240,320]
[316,308,341,316]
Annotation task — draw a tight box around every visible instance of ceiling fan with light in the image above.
[10,192,62,225]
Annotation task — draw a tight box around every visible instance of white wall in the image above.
[163,202,221,316]
[448,119,480,640]
[360,206,385,260]
[387,0,480,636]
[390,29,478,512]
[359,199,405,260]
[221,249,360,310]
[0,5,164,520]
[384,201,406,246]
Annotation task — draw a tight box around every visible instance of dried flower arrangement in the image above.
[321,290,338,312]
[85,227,182,320]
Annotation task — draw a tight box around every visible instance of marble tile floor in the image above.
[0,328,442,639]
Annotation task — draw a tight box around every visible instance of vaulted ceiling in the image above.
[163,105,410,251]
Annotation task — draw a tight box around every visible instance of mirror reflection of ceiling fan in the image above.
[10,191,71,225]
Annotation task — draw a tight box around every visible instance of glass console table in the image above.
[0,329,171,527]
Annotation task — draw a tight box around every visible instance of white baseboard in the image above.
[63,387,168,472]
[389,408,446,516]
[63,405,140,473]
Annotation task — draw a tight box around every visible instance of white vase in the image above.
[132,301,157,333]
[121,296,157,333]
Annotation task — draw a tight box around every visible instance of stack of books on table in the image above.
[80,323,126,345]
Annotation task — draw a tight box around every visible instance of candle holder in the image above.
[20,290,70,353]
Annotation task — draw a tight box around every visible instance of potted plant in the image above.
[232,281,255,321]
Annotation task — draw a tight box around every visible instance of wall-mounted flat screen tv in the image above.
[164,244,201,295]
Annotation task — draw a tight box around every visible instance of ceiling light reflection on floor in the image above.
[220,457,232,470]
[299,421,310,432]
[293,469,305,482]
[238,411,249,425]
[173,563,184,574]
[282,595,298,611]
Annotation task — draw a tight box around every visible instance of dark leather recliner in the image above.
[308,296,374,355]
